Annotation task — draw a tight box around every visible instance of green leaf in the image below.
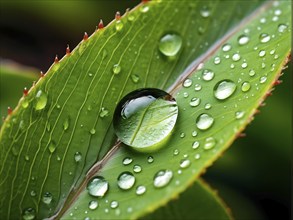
[0,62,38,126]
[0,0,290,219]
[142,179,232,220]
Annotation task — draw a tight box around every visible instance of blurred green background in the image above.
[0,1,291,219]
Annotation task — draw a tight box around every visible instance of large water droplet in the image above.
[202,69,215,81]
[35,90,48,110]
[238,34,250,45]
[42,192,53,205]
[200,6,210,18]
[88,200,98,210]
[196,113,214,130]
[158,33,182,57]
[153,170,173,188]
[259,33,271,43]
[189,97,200,107]
[113,88,178,152]
[87,176,108,197]
[136,185,146,195]
[117,172,135,190]
[214,80,237,100]
[241,82,251,92]
[22,208,36,220]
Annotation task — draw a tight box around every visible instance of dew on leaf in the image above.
[204,137,216,150]
[147,156,154,163]
[196,113,214,130]
[35,90,47,110]
[63,117,69,131]
[158,33,182,57]
[136,185,146,195]
[238,34,250,45]
[194,83,202,91]
[259,50,266,57]
[74,152,82,162]
[183,92,189,98]
[173,149,179,156]
[278,24,288,33]
[117,171,135,190]
[192,141,200,149]
[204,103,212,110]
[113,64,121,74]
[90,128,96,135]
[183,78,192,87]
[259,33,271,43]
[180,159,191,168]
[99,107,109,118]
[202,69,214,81]
[131,74,140,83]
[213,56,221,64]
[87,176,108,197]
[235,111,245,119]
[194,154,201,160]
[189,97,200,107]
[249,69,256,76]
[180,132,185,138]
[133,164,142,173]
[48,142,56,154]
[42,192,53,205]
[214,80,237,100]
[122,157,133,165]
[110,201,119,209]
[260,76,267,84]
[192,130,198,137]
[113,88,178,152]
[22,99,29,108]
[241,82,251,92]
[241,63,248,69]
[89,200,98,210]
[22,208,35,220]
[200,6,210,18]
[140,5,149,13]
[153,170,173,188]
[222,43,232,52]
[30,190,36,197]
[232,53,241,61]
[115,20,123,31]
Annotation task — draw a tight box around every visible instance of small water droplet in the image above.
[24,155,30,161]
[278,24,288,33]
[173,149,179,156]
[241,63,248,69]
[194,83,202,91]
[204,137,216,150]
[35,90,48,110]
[122,157,133,165]
[222,43,232,52]
[204,103,212,110]
[259,33,271,43]
[22,99,29,108]
[74,152,82,162]
[259,76,267,84]
[189,97,200,107]
[131,74,140,83]
[200,6,210,18]
[213,56,221,65]
[192,141,200,149]
[89,200,98,210]
[102,49,108,60]
[183,78,192,87]
[195,154,201,160]
[30,190,36,197]
[180,132,185,138]
[196,113,214,130]
[153,170,173,188]
[63,117,69,131]
[183,92,189,98]
[274,9,282,15]
[147,156,154,163]
[158,33,182,57]
[42,192,53,205]
[238,34,250,45]
[241,82,251,92]
[232,53,241,61]
[115,20,123,31]
[117,171,135,190]
[136,185,146,195]
[48,142,56,153]
[214,80,237,100]
[99,107,109,118]
[87,176,108,197]
[202,69,214,81]
[259,50,266,57]
[249,69,256,76]
[110,201,119,209]
[133,164,142,173]
[113,64,121,74]
[140,5,149,13]
[22,208,36,220]
[90,128,96,135]
[180,159,191,168]
[192,131,198,137]
[235,111,245,119]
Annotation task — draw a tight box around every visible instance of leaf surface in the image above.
[0,0,290,219]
